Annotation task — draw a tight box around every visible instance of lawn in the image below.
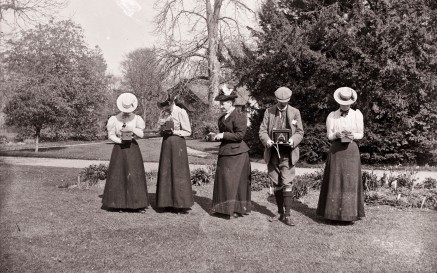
[2,138,436,172]
[1,163,436,272]
[0,138,219,165]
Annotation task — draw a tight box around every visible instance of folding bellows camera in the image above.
[272,129,291,144]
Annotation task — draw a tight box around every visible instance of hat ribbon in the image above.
[340,92,355,101]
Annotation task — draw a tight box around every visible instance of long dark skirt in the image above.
[317,140,365,221]
[102,139,149,209]
[156,135,193,208]
[212,152,252,216]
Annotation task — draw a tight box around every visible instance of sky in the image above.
[59,0,158,76]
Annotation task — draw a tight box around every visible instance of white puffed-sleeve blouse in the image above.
[157,105,191,137]
[326,108,364,141]
[107,113,145,143]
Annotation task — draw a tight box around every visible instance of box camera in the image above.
[120,129,133,142]
[341,130,353,143]
[272,129,291,144]
[160,119,174,135]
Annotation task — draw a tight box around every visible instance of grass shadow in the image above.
[194,192,276,219]
[7,146,67,152]
[266,195,326,224]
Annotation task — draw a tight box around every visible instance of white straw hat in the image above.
[116,93,138,113]
[333,87,357,105]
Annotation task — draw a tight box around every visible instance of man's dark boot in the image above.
[269,188,285,222]
[283,190,295,226]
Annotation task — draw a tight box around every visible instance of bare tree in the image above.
[0,0,66,26]
[121,48,165,129]
[154,0,258,108]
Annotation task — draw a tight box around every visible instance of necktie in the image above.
[340,109,349,117]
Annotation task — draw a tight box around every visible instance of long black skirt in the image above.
[102,139,149,209]
[316,140,365,221]
[212,152,252,216]
[156,135,193,208]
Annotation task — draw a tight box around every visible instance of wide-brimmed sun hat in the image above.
[117,92,138,113]
[214,84,238,102]
[274,87,292,103]
[333,87,357,105]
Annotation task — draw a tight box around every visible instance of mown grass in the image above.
[0,138,218,165]
[1,163,436,272]
[3,138,436,172]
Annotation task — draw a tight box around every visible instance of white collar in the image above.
[277,105,288,112]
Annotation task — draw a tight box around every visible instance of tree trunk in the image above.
[142,98,147,128]
[35,134,39,153]
[206,0,223,109]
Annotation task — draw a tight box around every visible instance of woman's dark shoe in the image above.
[175,208,189,214]
[229,213,241,219]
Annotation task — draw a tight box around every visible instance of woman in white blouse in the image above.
[155,93,194,214]
[316,87,365,222]
[102,93,149,212]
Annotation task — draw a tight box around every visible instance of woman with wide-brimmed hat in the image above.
[155,93,193,214]
[102,92,149,212]
[211,84,251,219]
[316,87,365,222]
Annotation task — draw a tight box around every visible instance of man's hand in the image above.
[266,139,274,148]
[288,138,294,146]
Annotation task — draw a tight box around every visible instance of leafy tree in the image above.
[120,48,164,129]
[3,20,109,151]
[153,0,257,107]
[237,0,437,165]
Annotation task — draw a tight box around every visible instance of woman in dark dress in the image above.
[102,92,149,212]
[317,87,365,222]
[155,94,193,213]
[211,84,251,219]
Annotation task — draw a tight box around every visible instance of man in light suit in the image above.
[259,87,304,226]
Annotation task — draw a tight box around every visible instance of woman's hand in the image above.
[214,133,224,141]
[335,131,344,139]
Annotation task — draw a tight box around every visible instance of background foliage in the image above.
[3,20,109,143]
[236,0,437,165]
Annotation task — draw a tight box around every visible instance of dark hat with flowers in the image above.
[214,84,238,102]
[157,93,178,108]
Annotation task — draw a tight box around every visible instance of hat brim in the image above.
[157,100,171,108]
[116,93,138,113]
[214,94,238,102]
[333,88,357,105]
[276,97,290,103]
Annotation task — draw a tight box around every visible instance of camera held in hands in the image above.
[272,129,291,145]
[160,119,174,136]
[120,128,133,143]
[341,130,353,143]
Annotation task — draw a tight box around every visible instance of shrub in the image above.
[250,169,323,199]
[362,171,380,191]
[145,170,158,185]
[364,188,437,210]
[291,176,309,199]
[0,135,8,144]
[298,124,330,164]
[79,164,109,187]
[191,165,216,186]
[416,177,437,190]
[250,170,270,191]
